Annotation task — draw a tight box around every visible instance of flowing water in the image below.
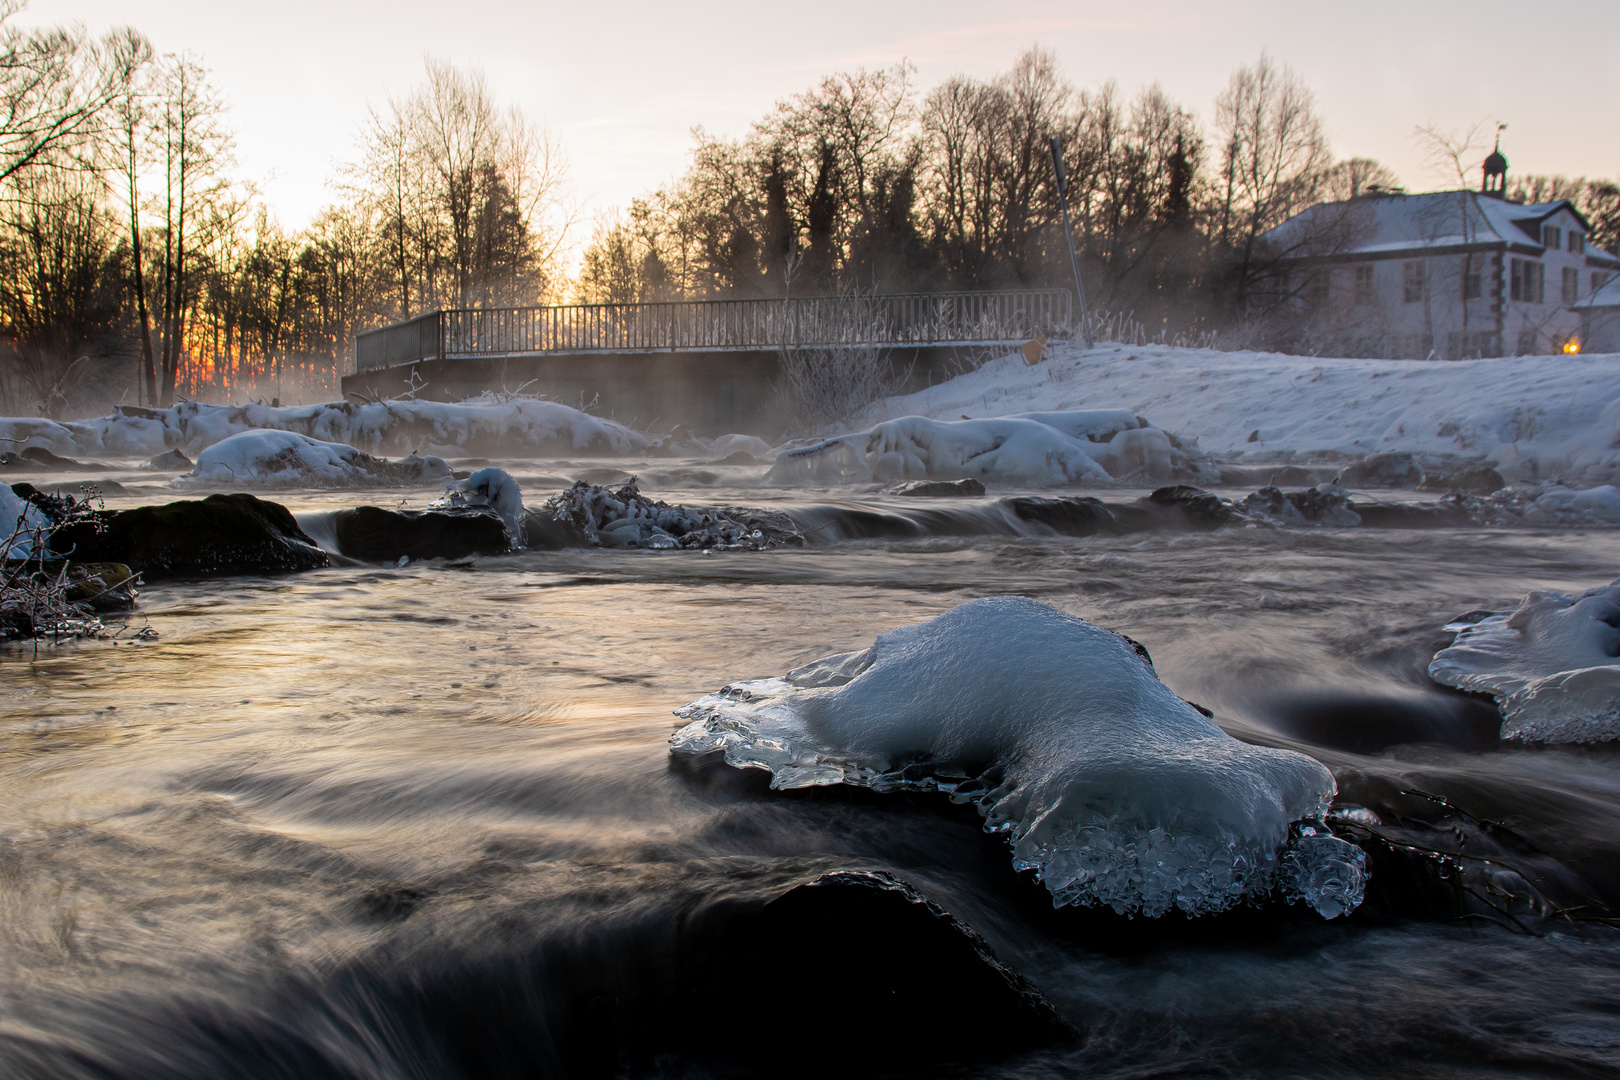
[4,466,1620,1078]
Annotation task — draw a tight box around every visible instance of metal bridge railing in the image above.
[353,289,1074,372]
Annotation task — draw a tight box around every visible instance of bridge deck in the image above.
[354,290,1073,372]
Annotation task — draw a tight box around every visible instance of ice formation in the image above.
[178,431,452,489]
[533,480,800,550]
[430,467,525,545]
[1239,484,1362,527]
[1429,578,1620,742]
[670,597,1365,918]
[767,412,1201,487]
[1520,485,1620,527]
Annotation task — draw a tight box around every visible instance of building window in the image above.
[1511,258,1544,303]
[1462,257,1481,301]
[1569,231,1585,254]
[1402,260,1426,303]
[1306,269,1329,307]
[1597,271,1616,296]
[1354,265,1375,305]
[1563,266,1579,304]
[1543,224,1561,249]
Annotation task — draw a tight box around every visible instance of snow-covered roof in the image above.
[1262,190,1620,266]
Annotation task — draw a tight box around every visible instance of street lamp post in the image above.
[1048,136,1093,348]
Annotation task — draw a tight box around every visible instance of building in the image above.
[1258,147,1620,359]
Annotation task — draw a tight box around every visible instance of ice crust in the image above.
[430,467,525,545]
[179,431,452,489]
[670,597,1364,918]
[1,483,48,557]
[1429,579,1620,742]
[766,412,1205,488]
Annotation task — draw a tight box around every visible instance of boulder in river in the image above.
[48,493,328,577]
[145,448,193,471]
[1340,451,1425,489]
[332,506,513,562]
[1005,495,1121,536]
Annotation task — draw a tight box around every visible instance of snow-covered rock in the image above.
[0,396,653,460]
[1521,485,1620,527]
[430,467,525,546]
[178,431,452,489]
[1430,579,1620,743]
[670,597,1365,919]
[767,412,1201,487]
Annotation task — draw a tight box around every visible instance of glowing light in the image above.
[1564,341,1581,354]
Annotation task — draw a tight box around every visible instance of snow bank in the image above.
[879,342,1620,486]
[430,467,524,545]
[1430,580,1620,742]
[0,396,652,460]
[768,412,1206,488]
[178,431,452,489]
[670,597,1365,918]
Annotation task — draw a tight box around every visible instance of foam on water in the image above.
[670,597,1364,918]
[1429,577,1620,742]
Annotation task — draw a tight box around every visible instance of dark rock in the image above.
[1006,495,1121,536]
[0,446,108,472]
[711,450,759,465]
[333,505,512,562]
[145,448,192,471]
[1340,451,1424,489]
[62,562,139,609]
[1422,465,1506,495]
[692,871,1070,1068]
[1146,484,1240,528]
[36,479,128,498]
[888,478,987,497]
[1347,500,1473,528]
[48,494,328,578]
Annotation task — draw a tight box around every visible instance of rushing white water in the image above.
[671,597,1365,918]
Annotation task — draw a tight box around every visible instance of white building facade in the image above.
[1260,190,1620,359]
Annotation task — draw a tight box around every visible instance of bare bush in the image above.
[0,488,118,645]
[775,296,915,432]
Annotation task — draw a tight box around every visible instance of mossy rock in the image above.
[63,562,138,609]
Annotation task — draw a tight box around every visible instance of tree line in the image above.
[0,5,570,415]
[0,3,1614,417]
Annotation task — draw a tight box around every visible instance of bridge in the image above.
[342,289,1075,436]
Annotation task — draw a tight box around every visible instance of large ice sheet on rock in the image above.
[430,467,525,546]
[670,597,1364,918]
[178,431,451,489]
[1429,579,1620,742]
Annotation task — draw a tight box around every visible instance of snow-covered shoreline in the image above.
[875,342,1620,486]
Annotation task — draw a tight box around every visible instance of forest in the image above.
[0,2,1615,417]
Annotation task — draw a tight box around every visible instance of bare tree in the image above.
[1214,53,1332,303]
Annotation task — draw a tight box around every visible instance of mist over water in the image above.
[5,466,1620,1078]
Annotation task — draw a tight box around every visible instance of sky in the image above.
[18,0,1620,245]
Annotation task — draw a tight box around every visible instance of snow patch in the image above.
[670,597,1364,918]
[1430,579,1620,743]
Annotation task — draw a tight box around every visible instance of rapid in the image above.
[3,463,1620,1079]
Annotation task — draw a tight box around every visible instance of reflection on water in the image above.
[4,473,1620,1077]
